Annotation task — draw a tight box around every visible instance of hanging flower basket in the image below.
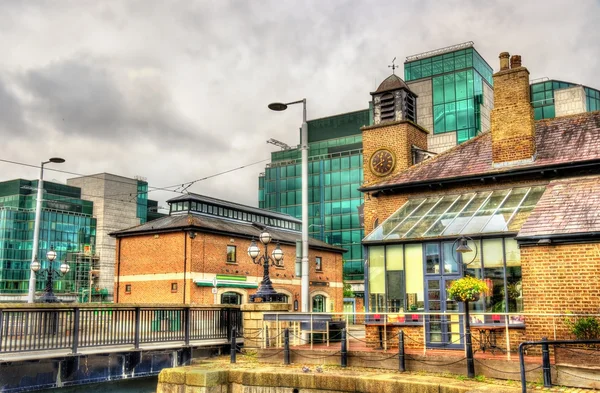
[447,276,489,302]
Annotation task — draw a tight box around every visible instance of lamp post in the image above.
[248,230,286,303]
[27,157,66,303]
[268,99,309,312]
[455,236,475,378]
[30,246,70,303]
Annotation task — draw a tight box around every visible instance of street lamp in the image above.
[248,230,286,303]
[30,246,70,303]
[455,235,477,379]
[27,157,66,303]
[268,99,309,312]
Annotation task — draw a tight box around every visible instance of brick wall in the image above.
[361,120,428,235]
[364,325,423,349]
[361,121,428,189]
[490,63,536,165]
[114,229,344,311]
[520,243,600,342]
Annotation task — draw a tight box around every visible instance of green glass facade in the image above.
[530,80,600,120]
[405,46,493,144]
[136,181,149,224]
[259,110,369,282]
[0,179,97,297]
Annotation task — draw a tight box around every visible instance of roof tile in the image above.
[518,176,600,238]
[369,111,600,189]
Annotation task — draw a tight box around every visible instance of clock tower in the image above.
[362,74,429,187]
[361,73,430,232]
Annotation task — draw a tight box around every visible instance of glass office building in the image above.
[530,79,600,120]
[404,42,494,153]
[0,179,97,300]
[259,110,370,284]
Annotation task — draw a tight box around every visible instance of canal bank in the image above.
[34,377,157,393]
[158,356,524,393]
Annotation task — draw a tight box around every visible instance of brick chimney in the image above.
[491,53,536,167]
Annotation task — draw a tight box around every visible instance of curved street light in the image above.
[268,98,309,312]
[27,157,66,303]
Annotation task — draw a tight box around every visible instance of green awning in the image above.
[194,279,258,289]
[364,186,545,242]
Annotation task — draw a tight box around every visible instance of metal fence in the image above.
[0,305,242,354]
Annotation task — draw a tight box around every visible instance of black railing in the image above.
[0,305,242,354]
[518,338,600,393]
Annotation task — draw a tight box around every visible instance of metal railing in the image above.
[257,311,600,355]
[0,305,242,354]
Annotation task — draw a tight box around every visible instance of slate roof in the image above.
[371,74,412,95]
[110,212,345,253]
[361,111,600,191]
[518,176,600,238]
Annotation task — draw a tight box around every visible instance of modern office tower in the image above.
[259,110,369,296]
[67,173,164,301]
[530,79,600,120]
[0,179,97,302]
[403,42,494,153]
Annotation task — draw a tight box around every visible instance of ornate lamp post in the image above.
[30,246,70,303]
[248,230,286,303]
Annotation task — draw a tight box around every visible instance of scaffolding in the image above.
[64,251,103,302]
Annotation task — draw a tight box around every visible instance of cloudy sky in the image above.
[1,1,598,210]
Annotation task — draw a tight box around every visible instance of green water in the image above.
[35,377,158,393]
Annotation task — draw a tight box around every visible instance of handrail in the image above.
[0,305,242,355]
[518,338,600,393]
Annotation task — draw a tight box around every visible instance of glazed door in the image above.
[424,242,463,348]
[425,277,462,348]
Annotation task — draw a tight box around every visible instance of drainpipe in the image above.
[183,232,187,304]
[115,238,121,303]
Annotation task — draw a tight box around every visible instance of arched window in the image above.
[221,292,242,305]
[312,294,326,312]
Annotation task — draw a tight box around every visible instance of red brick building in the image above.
[360,52,600,349]
[111,194,345,311]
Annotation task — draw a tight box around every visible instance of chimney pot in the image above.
[510,55,522,69]
[499,52,510,71]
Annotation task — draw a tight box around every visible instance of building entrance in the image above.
[424,242,462,348]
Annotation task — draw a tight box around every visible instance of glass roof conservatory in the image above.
[364,186,545,242]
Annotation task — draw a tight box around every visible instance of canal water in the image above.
[34,377,158,393]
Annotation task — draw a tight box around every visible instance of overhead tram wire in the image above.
[0,156,271,204]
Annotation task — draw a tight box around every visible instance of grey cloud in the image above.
[16,57,226,152]
[0,77,25,136]
[0,0,599,208]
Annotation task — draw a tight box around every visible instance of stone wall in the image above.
[554,85,587,117]
[68,174,141,298]
[407,79,433,132]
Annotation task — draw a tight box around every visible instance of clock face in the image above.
[370,149,395,176]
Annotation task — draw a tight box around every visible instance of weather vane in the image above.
[388,57,397,74]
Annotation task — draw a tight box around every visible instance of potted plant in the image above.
[447,276,489,302]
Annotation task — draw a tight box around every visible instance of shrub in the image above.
[565,316,600,340]
[447,276,489,302]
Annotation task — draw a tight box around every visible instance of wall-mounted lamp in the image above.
[188,231,197,239]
